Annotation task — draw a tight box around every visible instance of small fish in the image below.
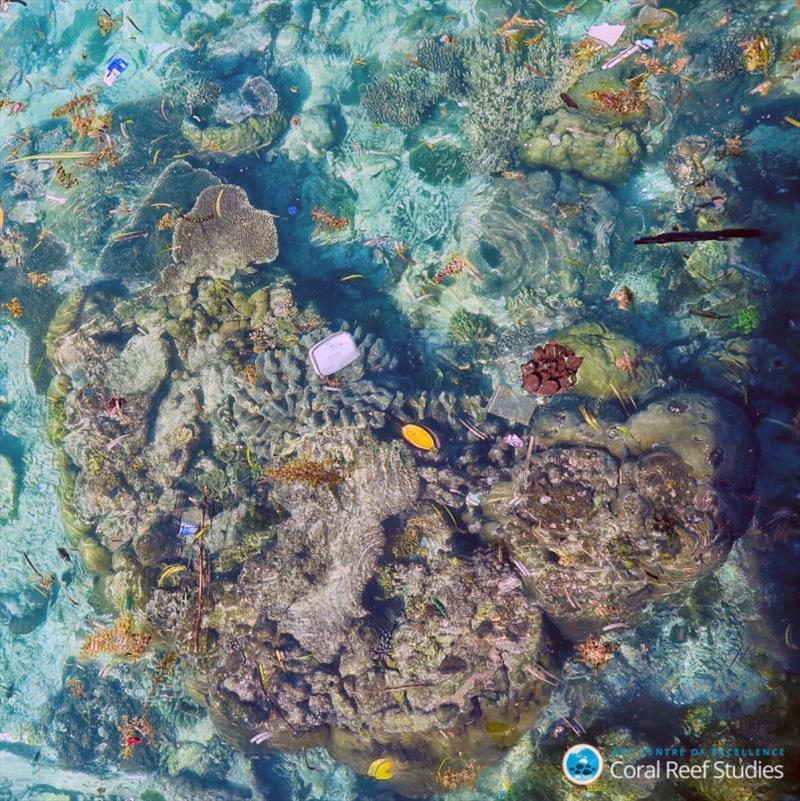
[340,273,365,281]
[0,207,4,228]
[257,663,274,696]
[57,547,72,563]
[429,596,449,618]
[688,307,730,320]
[215,188,225,217]
[784,116,800,128]
[157,564,186,587]
[578,405,600,431]
[560,92,579,109]
[125,15,143,33]
[427,500,458,530]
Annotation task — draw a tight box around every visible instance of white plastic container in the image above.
[308,331,359,377]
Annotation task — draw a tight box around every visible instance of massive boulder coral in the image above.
[181,109,287,155]
[520,109,642,185]
[482,392,755,639]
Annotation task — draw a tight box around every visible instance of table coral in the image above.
[153,184,278,296]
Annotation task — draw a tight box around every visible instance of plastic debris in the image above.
[486,384,538,425]
[400,423,440,451]
[601,38,655,71]
[308,330,359,376]
[177,509,201,538]
[103,56,129,87]
[588,23,625,48]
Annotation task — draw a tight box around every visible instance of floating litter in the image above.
[308,331,360,376]
[587,23,626,47]
[177,508,202,538]
[486,384,538,425]
[103,56,129,86]
[400,423,440,451]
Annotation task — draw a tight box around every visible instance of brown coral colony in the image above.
[520,340,583,397]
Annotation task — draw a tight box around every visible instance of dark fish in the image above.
[560,92,579,109]
[688,308,731,320]
[125,14,143,32]
[635,228,764,245]
[57,547,72,563]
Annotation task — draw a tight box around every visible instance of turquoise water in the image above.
[1,0,799,799]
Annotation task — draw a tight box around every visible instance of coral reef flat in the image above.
[0,0,799,800]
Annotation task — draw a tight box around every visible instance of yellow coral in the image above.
[263,458,344,489]
[80,616,151,661]
[741,35,772,74]
[2,298,23,318]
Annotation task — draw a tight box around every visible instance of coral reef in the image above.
[216,76,279,124]
[227,324,404,459]
[98,160,221,282]
[460,24,573,173]
[80,616,151,661]
[408,141,467,184]
[0,455,17,521]
[191,479,555,797]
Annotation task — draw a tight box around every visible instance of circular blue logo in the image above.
[562,744,604,786]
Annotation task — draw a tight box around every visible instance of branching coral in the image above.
[362,66,446,128]
[448,308,497,345]
[460,24,571,173]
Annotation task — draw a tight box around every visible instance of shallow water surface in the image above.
[1,1,799,800]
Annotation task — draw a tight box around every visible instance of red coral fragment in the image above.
[520,340,583,397]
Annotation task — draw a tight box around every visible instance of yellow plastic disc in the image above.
[368,757,395,780]
[400,423,438,451]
